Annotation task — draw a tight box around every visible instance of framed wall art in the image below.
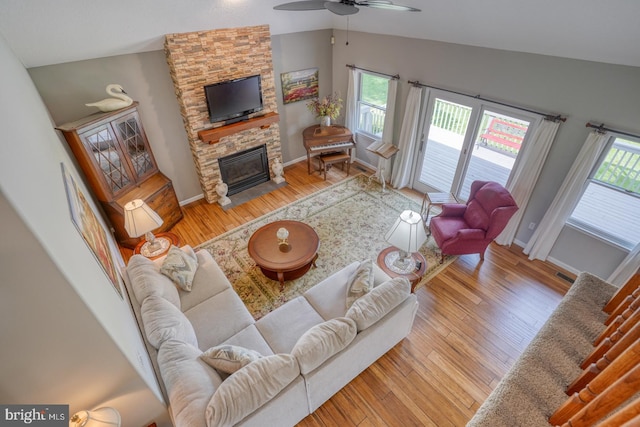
[281,68,319,104]
[61,163,123,298]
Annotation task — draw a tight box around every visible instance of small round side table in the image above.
[133,232,181,259]
[376,246,427,293]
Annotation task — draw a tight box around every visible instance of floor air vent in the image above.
[556,272,575,284]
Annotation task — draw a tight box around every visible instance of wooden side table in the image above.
[421,192,458,230]
[248,220,320,291]
[133,232,180,259]
[377,246,427,293]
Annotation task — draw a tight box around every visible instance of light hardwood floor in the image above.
[122,160,574,426]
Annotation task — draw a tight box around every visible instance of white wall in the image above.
[0,33,171,426]
[271,29,335,164]
[330,30,640,278]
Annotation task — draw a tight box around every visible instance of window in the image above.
[568,135,640,250]
[411,89,539,200]
[356,72,389,137]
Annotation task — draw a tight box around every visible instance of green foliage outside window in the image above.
[594,138,640,193]
[360,74,388,106]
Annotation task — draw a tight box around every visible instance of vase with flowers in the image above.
[307,92,343,128]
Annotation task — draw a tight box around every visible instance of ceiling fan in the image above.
[273,0,420,16]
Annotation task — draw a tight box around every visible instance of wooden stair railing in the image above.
[569,321,640,394]
[550,340,640,425]
[603,273,640,314]
[606,286,640,325]
[554,364,640,427]
[594,395,640,427]
[585,305,640,367]
[543,273,640,427]
[594,301,640,346]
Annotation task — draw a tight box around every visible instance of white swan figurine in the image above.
[85,84,133,112]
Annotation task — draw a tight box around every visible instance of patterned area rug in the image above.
[197,174,456,319]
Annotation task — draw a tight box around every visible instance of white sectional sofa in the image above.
[124,247,418,427]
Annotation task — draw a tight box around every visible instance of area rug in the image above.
[197,174,456,319]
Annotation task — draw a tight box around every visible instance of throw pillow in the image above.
[345,259,375,308]
[200,345,262,374]
[206,354,300,427]
[140,295,198,349]
[160,245,199,291]
[346,276,411,331]
[291,317,357,374]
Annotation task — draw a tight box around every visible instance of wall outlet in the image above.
[528,222,536,230]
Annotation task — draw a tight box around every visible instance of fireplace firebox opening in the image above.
[218,145,270,196]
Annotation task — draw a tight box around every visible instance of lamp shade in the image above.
[70,407,121,426]
[123,199,163,238]
[384,210,427,253]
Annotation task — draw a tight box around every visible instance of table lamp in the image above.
[70,407,121,426]
[383,210,427,274]
[124,199,168,257]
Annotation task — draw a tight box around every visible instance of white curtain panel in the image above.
[524,131,610,261]
[345,68,358,162]
[495,119,560,245]
[391,85,423,189]
[608,243,640,286]
[379,79,398,181]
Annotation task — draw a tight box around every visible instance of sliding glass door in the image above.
[412,90,539,201]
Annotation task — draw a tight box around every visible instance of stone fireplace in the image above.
[219,145,269,196]
[164,25,282,203]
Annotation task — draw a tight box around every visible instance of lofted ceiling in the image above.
[1,0,639,68]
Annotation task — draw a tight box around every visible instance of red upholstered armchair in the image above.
[430,181,518,262]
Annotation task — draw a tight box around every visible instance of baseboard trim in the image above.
[546,256,581,276]
[179,193,204,206]
[512,239,580,276]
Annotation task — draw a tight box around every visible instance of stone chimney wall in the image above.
[165,25,281,203]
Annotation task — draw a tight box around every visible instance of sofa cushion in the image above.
[291,317,357,374]
[304,262,359,320]
[141,295,198,349]
[200,344,262,374]
[221,324,275,357]
[256,296,325,354]
[346,259,375,308]
[126,254,181,308]
[206,354,300,427]
[346,277,411,331]
[184,288,255,351]
[179,250,232,312]
[160,245,199,291]
[157,340,222,427]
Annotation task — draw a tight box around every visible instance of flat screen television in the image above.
[204,75,263,124]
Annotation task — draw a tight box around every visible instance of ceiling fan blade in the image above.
[324,1,360,15]
[357,1,420,12]
[274,0,327,11]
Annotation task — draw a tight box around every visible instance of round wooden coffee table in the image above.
[248,220,320,290]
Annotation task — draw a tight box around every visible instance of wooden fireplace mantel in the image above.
[197,112,280,144]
